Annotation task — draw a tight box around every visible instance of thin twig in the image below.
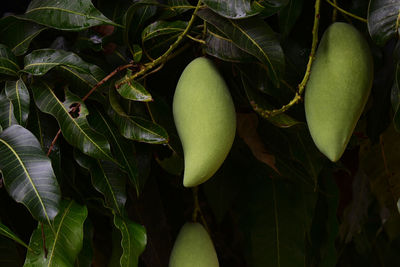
[41,223,48,258]
[46,63,136,157]
[187,34,206,44]
[332,0,337,22]
[251,0,321,118]
[115,0,203,88]
[325,0,367,23]
[192,187,200,222]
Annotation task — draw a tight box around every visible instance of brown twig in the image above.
[41,223,48,258]
[46,63,137,157]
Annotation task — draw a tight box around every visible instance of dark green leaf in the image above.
[142,20,187,42]
[0,44,20,78]
[0,125,61,224]
[241,73,301,128]
[0,222,30,250]
[202,0,261,19]
[279,0,303,38]
[21,0,119,31]
[124,1,158,56]
[31,81,114,161]
[160,0,193,19]
[24,200,88,267]
[0,91,17,130]
[198,9,285,86]
[258,0,290,17]
[0,16,47,56]
[75,219,94,267]
[116,75,153,102]
[368,0,400,46]
[88,107,140,192]
[5,79,30,126]
[108,107,169,144]
[113,215,146,267]
[75,150,127,215]
[22,49,102,76]
[205,26,254,62]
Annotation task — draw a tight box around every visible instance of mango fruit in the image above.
[169,222,219,267]
[173,57,236,187]
[304,22,373,162]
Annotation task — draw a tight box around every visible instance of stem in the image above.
[192,187,200,222]
[332,0,337,22]
[187,35,206,44]
[41,223,48,258]
[116,0,203,88]
[46,63,136,157]
[325,0,367,23]
[251,0,321,118]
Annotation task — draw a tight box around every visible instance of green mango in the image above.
[169,223,219,267]
[173,57,236,187]
[304,22,373,162]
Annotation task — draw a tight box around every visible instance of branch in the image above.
[251,0,321,118]
[115,0,203,88]
[325,0,367,23]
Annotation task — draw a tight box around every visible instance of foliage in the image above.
[0,0,400,266]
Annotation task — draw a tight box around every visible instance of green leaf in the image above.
[113,215,146,267]
[0,222,30,250]
[0,44,20,78]
[75,219,93,267]
[124,1,158,56]
[202,0,261,19]
[31,81,114,161]
[198,9,285,86]
[160,0,193,19]
[88,107,140,192]
[116,76,153,102]
[205,26,254,63]
[24,200,88,267]
[279,0,303,38]
[21,0,120,31]
[142,20,187,42]
[0,91,17,130]
[241,73,301,128]
[75,150,127,215]
[5,79,30,126]
[0,16,47,56]
[108,90,169,144]
[22,49,101,76]
[0,125,61,224]
[108,107,169,144]
[368,0,400,46]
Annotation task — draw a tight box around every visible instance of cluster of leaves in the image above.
[1,0,400,266]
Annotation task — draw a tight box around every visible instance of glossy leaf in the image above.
[88,107,140,192]
[108,91,169,144]
[198,9,285,86]
[241,73,300,128]
[0,125,61,224]
[75,150,127,215]
[108,107,169,144]
[279,0,303,38]
[368,0,400,46]
[22,49,101,76]
[142,20,187,42]
[24,200,88,267]
[113,215,147,267]
[205,26,254,62]
[5,79,30,126]
[0,16,47,56]
[21,0,119,31]
[31,81,113,161]
[0,222,30,249]
[0,91,17,130]
[202,0,261,19]
[0,44,20,78]
[116,76,153,102]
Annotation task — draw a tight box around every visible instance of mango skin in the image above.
[305,22,373,162]
[169,223,219,267]
[173,57,236,187]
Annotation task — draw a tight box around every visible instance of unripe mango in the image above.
[169,223,219,267]
[173,57,236,187]
[304,22,373,162]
